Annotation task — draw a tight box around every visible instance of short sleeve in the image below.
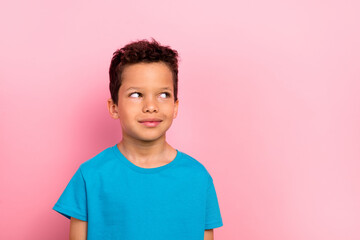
[52,166,88,221]
[205,175,223,230]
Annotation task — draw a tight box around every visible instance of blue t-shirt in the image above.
[53,144,223,240]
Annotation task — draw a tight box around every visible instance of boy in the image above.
[52,39,223,240]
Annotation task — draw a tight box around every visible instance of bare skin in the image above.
[69,217,87,240]
[107,62,180,168]
[204,229,214,240]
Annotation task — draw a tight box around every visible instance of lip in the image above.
[139,118,162,122]
[139,121,162,127]
[138,118,162,127]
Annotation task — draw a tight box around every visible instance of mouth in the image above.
[139,121,162,127]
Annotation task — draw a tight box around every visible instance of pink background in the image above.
[1,0,360,239]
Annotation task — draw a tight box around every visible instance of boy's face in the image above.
[107,62,179,143]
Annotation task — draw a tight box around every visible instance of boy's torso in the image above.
[81,144,210,239]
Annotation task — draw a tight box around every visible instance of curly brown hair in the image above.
[109,39,179,105]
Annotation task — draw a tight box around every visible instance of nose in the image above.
[142,96,159,113]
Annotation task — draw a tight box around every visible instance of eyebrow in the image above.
[125,87,172,91]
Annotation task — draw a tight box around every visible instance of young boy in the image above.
[52,39,223,240]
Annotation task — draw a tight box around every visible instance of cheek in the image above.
[162,104,176,116]
[118,104,137,120]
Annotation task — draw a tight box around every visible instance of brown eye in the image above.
[129,92,141,98]
[160,92,171,98]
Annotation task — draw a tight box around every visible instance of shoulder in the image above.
[178,151,213,182]
[77,145,116,177]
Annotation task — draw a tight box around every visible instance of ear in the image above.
[107,98,119,119]
[173,99,179,119]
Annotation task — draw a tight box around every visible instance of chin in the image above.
[138,133,166,142]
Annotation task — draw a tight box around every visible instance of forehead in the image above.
[121,62,173,90]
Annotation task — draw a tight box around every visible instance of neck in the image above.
[117,134,173,163]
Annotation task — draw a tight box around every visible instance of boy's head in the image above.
[109,39,179,105]
[107,39,180,142]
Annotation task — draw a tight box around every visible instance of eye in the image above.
[129,92,142,98]
[160,92,171,98]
